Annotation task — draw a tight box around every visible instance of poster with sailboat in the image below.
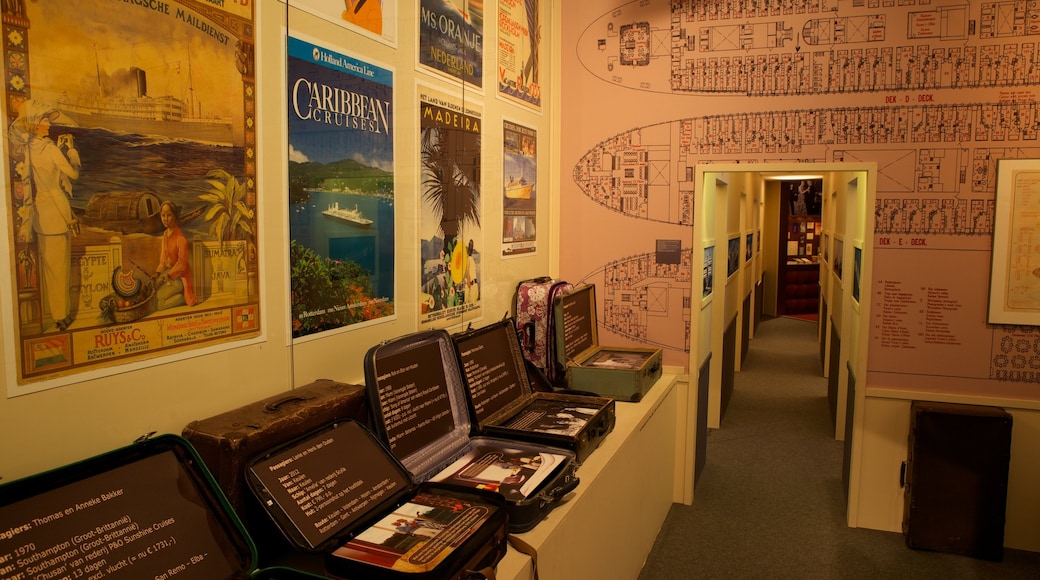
[0,0,259,396]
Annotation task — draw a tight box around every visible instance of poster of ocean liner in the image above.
[288,35,395,339]
[0,0,259,395]
[502,119,536,256]
[418,84,483,329]
[418,0,484,90]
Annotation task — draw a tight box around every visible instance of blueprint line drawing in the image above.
[561,0,1040,386]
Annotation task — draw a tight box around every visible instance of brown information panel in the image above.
[560,287,595,359]
[455,324,527,423]
[248,421,410,551]
[0,445,249,580]
[371,340,457,459]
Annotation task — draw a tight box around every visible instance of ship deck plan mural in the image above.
[562,0,1040,396]
[1,1,258,395]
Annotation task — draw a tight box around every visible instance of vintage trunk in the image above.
[554,284,663,402]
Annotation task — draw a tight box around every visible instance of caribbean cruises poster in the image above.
[418,84,483,329]
[0,0,259,395]
[418,0,484,90]
[288,35,396,340]
[497,0,542,110]
[502,120,537,256]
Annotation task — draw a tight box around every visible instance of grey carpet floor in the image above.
[637,316,1040,580]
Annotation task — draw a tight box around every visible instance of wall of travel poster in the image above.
[419,85,483,329]
[288,35,395,340]
[497,0,542,110]
[0,0,259,395]
[418,0,484,90]
[502,120,537,256]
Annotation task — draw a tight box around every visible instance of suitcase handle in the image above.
[263,394,315,413]
[540,475,580,508]
[520,322,535,353]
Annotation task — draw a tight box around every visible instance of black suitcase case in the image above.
[364,329,580,533]
[903,401,1013,561]
[0,433,326,579]
[451,318,616,464]
[246,418,509,580]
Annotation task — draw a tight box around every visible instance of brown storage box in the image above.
[181,379,367,534]
[554,284,662,402]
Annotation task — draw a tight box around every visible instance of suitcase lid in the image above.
[245,419,413,553]
[0,434,256,579]
[364,330,474,481]
[451,318,537,429]
[554,283,600,365]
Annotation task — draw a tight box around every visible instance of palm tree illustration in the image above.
[420,126,480,251]
[202,168,255,248]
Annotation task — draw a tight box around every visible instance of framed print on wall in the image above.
[989,159,1040,325]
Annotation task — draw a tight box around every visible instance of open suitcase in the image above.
[451,318,616,464]
[554,284,663,402]
[364,329,580,533]
[0,433,326,579]
[246,418,509,580]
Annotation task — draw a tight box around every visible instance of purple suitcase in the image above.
[514,277,573,388]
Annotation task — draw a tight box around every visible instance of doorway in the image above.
[691,162,875,441]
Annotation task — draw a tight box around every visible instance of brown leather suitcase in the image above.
[181,378,367,551]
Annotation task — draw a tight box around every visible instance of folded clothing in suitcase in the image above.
[246,418,508,579]
[555,284,663,402]
[452,318,616,464]
[364,329,580,533]
[0,434,263,579]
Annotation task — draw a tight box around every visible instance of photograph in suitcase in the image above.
[246,419,508,579]
[451,318,616,464]
[364,330,580,532]
[554,284,663,402]
[0,435,257,579]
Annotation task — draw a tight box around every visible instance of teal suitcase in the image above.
[554,284,663,402]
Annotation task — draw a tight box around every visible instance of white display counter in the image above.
[496,373,679,580]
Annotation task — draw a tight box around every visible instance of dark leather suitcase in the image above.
[903,401,1013,561]
[246,419,509,580]
[452,318,616,464]
[0,433,327,579]
[181,379,367,552]
[364,329,580,533]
